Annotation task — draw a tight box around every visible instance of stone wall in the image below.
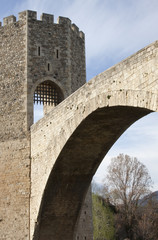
[26,10,86,126]
[1,8,158,240]
[0,10,90,240]
[0,13,30,240]
[92,41,158,93]
[30,40,158,239]
[74,187,93,240]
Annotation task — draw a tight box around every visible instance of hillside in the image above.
[139,191,158,206]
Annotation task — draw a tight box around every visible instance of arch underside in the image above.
[33,105,152,240]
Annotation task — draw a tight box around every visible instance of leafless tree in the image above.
[134,196,158,240]
[103,154,153,239]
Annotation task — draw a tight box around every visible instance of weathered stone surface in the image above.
[31,40,158,239]
[0,13,30,240]
[73,186,93,240]
[1,8,158,240]
[0,10,87,240]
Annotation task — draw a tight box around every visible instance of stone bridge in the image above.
[30,41,158,239]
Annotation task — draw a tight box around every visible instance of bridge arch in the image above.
[30,41,158,239]
[31,88,158,240]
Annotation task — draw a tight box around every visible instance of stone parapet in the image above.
[3,15,16,26]
[1,10,84,39]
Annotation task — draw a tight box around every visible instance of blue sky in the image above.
[1,0,158,190]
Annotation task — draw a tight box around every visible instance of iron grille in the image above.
[34,81,62,106]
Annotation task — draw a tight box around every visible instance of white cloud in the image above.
[61,0,158,78]
[3,0,158,190]
[10,0,158,80]
[93,112,158,191]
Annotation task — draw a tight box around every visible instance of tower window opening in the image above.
[34,81,63,106]
[56,49,59,59]
[38,46,41,56]
[48,63,50,71]
[34,81,64,122]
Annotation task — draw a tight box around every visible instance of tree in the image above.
[103,154,153,239]
[92,193,116,240]
[134,193,158,240]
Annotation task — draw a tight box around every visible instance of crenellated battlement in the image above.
[40,13,54,23]
[0,10,84,39]
[3,15,16,26]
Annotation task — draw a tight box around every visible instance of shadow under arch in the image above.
[33,105,153,240]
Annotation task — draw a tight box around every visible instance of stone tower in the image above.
[0,10,92,239]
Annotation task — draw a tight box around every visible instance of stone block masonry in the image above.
[0,10,91,240]
[30,40,158,239]
[0,11,30,239]
[1,8,158,240]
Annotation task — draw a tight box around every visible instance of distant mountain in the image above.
[139,191,158,206]
[150,191,158,200]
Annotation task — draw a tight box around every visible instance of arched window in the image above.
[34,80,63,122]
